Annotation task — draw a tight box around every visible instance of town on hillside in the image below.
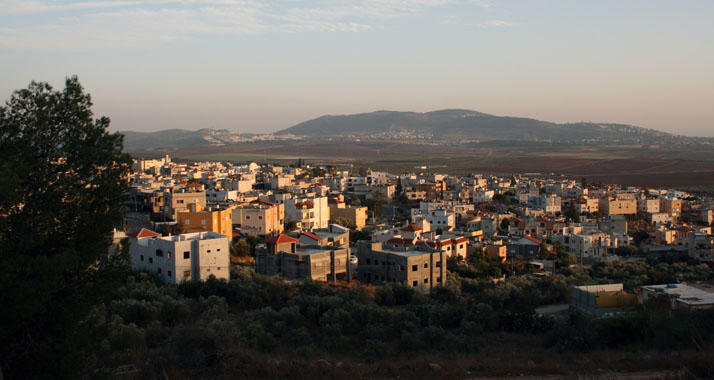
[123,155,714,314]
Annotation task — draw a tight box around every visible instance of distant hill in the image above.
[121,128,222,149]
[275,109,701,144]
[120,109,713,150]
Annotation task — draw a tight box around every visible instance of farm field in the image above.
[129,140,714,189]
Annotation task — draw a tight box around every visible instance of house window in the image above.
[149,257,153,263]
[184,270,190,278]
[258,216,263,220]
[184,251,190,259]
[435,261,441,268]
[412,281,418,287]
[424,263,428,268]
[216,249,221,252]
[156,249,163,257]
[140,255,144,261]
[158,268,162,274]
[246,215,250,220]
[412,265,418,271]
[202,219,207,226]
[399,265,405,271]
[436,277,441,283]
[424,278,428,284]
[366,258,371,265]
[168,270,172,277]
[185,219,190,225]
[167,251,171,259]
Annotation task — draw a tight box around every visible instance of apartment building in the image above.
[285,196,330,230]
[355,241,447,292]
[177,203,233,236]
[129,228,229,284]
[328,198,368,229]
[598,197,637,216]
[163,189,207,220]
[255,234,351,282]
[232,199,285,236]
[297,224,350,248]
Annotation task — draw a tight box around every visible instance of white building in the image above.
[128,228,230,283]
[285,196,330,229]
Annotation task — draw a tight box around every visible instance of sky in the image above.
[1,0,713,136]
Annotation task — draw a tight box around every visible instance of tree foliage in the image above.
[0,77,132,378]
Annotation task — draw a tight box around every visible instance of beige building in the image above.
[163,189,207,220]
[128,228,230,284]
[355,241,447,292]
[177,203,233,237]
[486,244,508,262]
[328,198,368,229]
[661,199,682,217]
[255,235,351,282]
[297,224,350,248]
[232,199,285,236]
[598,197,636,216]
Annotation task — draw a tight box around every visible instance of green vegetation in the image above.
[0,77,132,379]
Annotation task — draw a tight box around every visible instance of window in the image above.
[435,261,441,268]
[366,258,371,265]
[167,251,171,259]
[207,250,211,253]
[149,257,153,263]
[184,251,190,259]
[156,249,163,257]
[412,265,418,271]
[436,277,441,283]
[202,219,207,226]
[168,270,172,277]
[424,278,428,284]
[185,219,190,225]
[399,265,405,271]
[258,216,262,220]
[184,270,190,278]
[177,199,184,204]
[246,215,250,220]
[158,268,162,274]
[140,255,144,262]
[216,249,221,252]
[412,281,418,287]
[424,263,428,268]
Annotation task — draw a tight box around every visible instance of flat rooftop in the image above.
[643,283,714,306]
[379,249,433,257]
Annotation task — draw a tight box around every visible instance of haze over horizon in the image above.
[1,0,713,137]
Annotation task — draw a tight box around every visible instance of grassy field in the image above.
[128,140,714,188]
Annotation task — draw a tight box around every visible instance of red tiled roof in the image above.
[128,228,160,238]
[452,237,469,244]
[522,235,543,245]
[264,234,299,244]
[295,200,314,208]
[187,182,202,188]
[401,225,422,232]
[301,231,322,241]
[251,199,276,206]
[328,198,345,205]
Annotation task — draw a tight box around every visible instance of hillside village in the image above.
[125,155,714,313]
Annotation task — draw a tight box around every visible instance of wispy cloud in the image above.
[480,19,523,28]
[0,0,494,51]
